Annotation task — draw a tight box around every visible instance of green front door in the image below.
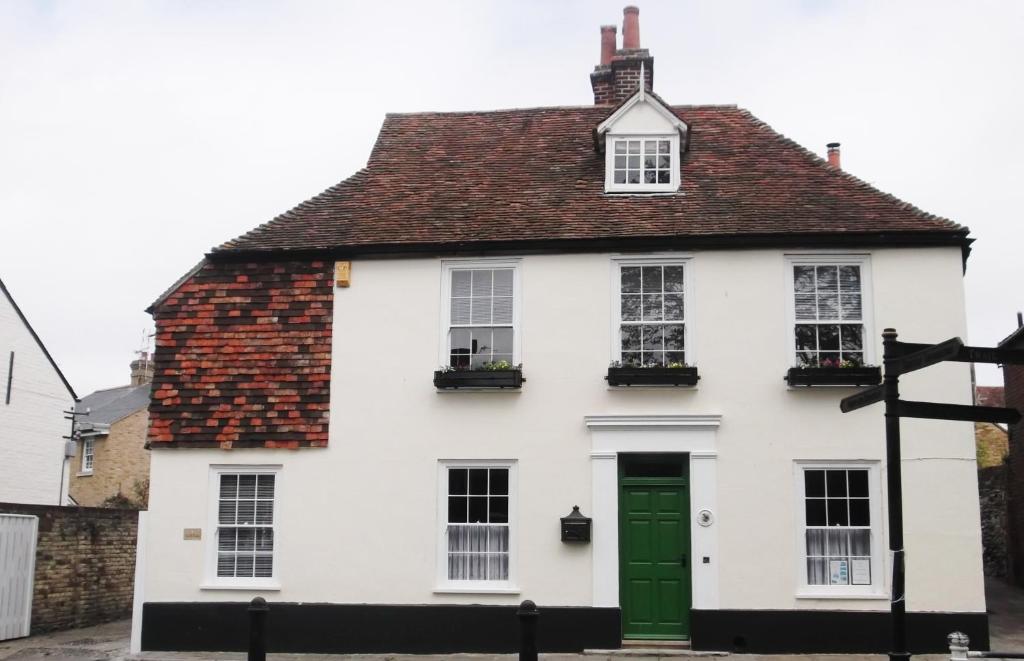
[619,457,691,640]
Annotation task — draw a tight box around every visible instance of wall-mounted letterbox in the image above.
[560,505,592,543]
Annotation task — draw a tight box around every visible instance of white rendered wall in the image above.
[143,247,983,614]
[0,291,74,505]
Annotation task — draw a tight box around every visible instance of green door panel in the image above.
[620,478,691,640]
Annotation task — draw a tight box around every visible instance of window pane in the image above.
[806,529,826,555]
[627,141,640,154]
[806,498,826,526]
[664,325,685,351]
[255,529,274,552]
[642,325,664,352]
[492,328,513,356]
[628,155,640,168]
[642,294,663,321]
[644,171,656,184]
[644,140,657,154]
[794,266,815,293]
[237,500,255,525]
[663,266,684,292]
[664,294,684,321]
[254,555,273,578]
[615,141,627,154]
[452,270,472,297]
[795,325,817,352]
[826,499,849,526]
[644,155,656,169]
[449,469,468,495]
[621,295,641,322]
[468,497,488,523]
[471,270,492,297]
[627,171,640,184]
[658,155,671,169]
[826,470,848,497]
[451,297,471,325]
[840,293,862,320]
[657,170,670,184]
[819,325,840,351]
[614,170,626,184]
[448,496,468,523]
[469,469,488,495]
[805,470,826,497]
[218,500,236,525]
[666,351,685,365]
[850,498,870,526]
[621,326,641,352]
[493,297,513,324]
[490,469,509,495]
[658,140,670,154]
[621,351,641,366]
[255,501,273,525]
[217,554,236,578]
[840,325,864,352]
[621,267,641,293]
[218,528,237,552]
[641,266,662,293]
[257,475,275,498]
[807,557,828,585]
[489,496,509,524]
[220,475,238,499]
[237,528,256,552]
[239,475,257,499]
[850,529,871,556]
[848,470,869,497]
[470,296,492,325]
[642,351,665,367]
[493,269,513,297]
[795,294,817,320]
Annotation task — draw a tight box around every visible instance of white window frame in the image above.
[435,459,519,594]
[604,134,680,193]
[793,460,886,599]
[202,464,282,591]
[609,255,695,370]
[784,253,875,370]
[438,258,523,369]
[80,438,94,474]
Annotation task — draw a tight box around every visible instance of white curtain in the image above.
[447,524,509,581]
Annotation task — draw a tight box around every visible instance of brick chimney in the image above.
[590,6,654,106]
[130,353,154,386]
[827,142,841,169]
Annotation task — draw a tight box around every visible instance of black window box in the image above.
[607,366,700,387]
[433,369,524,390]
[786,366,882,387]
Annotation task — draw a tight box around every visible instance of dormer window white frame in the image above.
[604,134,680,192]
[596,85,688,194]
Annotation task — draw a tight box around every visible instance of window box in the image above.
[607,366,699,387]
[433,369,523,390]
[786,366,881,387]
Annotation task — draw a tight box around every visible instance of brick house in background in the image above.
[975,386,1009,577]
[1001,318,1024,586]
[135,6,988,655]
[69,354,153,508]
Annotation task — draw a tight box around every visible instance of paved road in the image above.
[1,577,1021,660]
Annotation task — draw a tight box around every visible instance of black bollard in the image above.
[517,599,539,661]
[248,596,269,661]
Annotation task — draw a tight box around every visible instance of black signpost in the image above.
[840,329,1023,661]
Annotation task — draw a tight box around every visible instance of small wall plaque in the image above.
[183,528,202,541]
[335,261,351,287]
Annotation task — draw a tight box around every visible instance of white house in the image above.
[0,277,77,505]
[136,6,986,654]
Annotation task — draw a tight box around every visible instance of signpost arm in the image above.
[883,328,910,661]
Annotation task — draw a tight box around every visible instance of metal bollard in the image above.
[948,632,970,661]
[248,597,269,661]
[517,599,539,661]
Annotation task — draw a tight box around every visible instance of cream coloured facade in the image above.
[141,247,982,618]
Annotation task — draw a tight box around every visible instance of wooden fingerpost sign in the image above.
[839,330,1023,661]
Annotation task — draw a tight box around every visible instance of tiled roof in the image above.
[215,104,966,255]
[76,383,151,430]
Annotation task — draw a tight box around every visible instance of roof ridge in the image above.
[384,102,741,118]
[734,107,966,233]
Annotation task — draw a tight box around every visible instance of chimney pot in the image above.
[1017,311,1023,328]
[622,6,640,49]
[827,142,841,169]
[600,25,617,66]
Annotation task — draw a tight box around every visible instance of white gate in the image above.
[0,514,37,641]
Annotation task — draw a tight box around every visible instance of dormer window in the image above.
[608,136,677,191]
[595,84,687,195]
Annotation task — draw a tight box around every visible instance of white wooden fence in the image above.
[0,514,38,641]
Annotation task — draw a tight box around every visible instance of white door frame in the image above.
[584,414,721,610]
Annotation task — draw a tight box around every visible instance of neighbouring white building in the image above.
[135,7,987,654]
[0,277,77,505]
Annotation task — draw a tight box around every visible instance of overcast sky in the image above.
[2,0,1022,395]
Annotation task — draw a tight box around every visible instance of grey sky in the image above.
[1,0,1021,395]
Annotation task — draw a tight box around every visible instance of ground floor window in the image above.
[438,461,515,588]
[81,438,94,473]
[797,462,881,593]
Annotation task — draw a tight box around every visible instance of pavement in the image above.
[1,577,1021,661]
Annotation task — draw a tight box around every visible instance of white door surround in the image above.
[584,414,721,610]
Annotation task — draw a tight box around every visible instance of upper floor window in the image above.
[605,135,679,193]
[81,438,94,474]
[612,257,691,367]
[440,260,521,369]
[788,256,872,368]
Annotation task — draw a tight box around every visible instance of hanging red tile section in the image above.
[148,261,332,449]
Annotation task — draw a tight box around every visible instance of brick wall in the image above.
[590,52,654,106]
[148,260,333,449]
[978,464,1008,577]
[0,503,138,633]
[1004,338,1024,585]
